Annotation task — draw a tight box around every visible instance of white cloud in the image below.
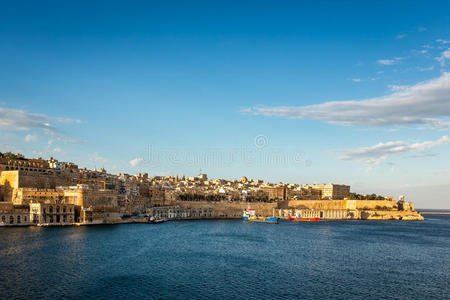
[129,157,144,167]
[338,136,450,166]
[351,78,361,82]
[377,59,396,65]
[417,27,427,32]
[24,133,38,143]
[436,48,450,65]
[90,152,107,164]
[0,107,80,134]
[377,57,406,66]
[396,34,407,39]
[417,66,434,72]
[243,72,450,129]
[443,49,450,59]
[53,148,62,154]
[436,39,450,44]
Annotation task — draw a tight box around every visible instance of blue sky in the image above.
[1,0,450,208]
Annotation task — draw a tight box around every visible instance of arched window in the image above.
[9,216,14,224]
[24,216,27,222]
[17,216,21,224]
[56,206,59,213]
[49,206,53,213]
[1,215,5,222]
[63,206,66,213]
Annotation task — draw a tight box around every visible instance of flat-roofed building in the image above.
[301,184,350,200]
[261,186,287,201]
[29,202,75,225]
[0,202,30,226]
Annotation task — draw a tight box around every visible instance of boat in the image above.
[288,213,319,222]
[242,209,279,223]
[148,216,165,224]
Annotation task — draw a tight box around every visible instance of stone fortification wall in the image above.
[361,210,423,220]
[287,199,398,210]
[287,200,355,210]
[169,201,278,218]
[355,200,397,210]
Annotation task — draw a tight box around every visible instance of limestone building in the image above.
[301,184,350,200]
[0,202,30,225]
[29,203,75,225]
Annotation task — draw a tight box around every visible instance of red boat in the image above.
[288,216,319,221]
[288,213,319,222]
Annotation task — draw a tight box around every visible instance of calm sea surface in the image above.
[1,215,450,299]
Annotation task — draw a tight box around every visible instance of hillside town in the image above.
[0,152,423,226]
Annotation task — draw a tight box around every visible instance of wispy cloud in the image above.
[396,34,407,39]
[0,107,80,134]
[351,78,361,82]
[0,107,83,144]
[377,59,396,65]
[377,57,405,66]
[436,48,450,65]
[24,133,39,143]
[129,157,144,167]
[436,39,450,44]
[417,66,434,72]
[90,152,107,165]
[338,136,449,166]
[242,73,450,129]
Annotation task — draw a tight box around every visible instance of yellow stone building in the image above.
[29,203,75,225]
[301,184,350,199]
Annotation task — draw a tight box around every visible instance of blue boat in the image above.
[242,209,279,223]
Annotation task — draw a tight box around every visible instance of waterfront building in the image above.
[149,206,215,219]
[29,203,75,225]
[0,202,30,225]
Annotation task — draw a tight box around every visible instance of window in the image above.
[49,206,53,213]
[63,206,66,213]
[9,216,13,224]
[17,216,21,224]
[24,216,27,222]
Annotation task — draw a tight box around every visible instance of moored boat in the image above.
[148,216,165,224]
[242,209,279,223]
[288,213,319,222]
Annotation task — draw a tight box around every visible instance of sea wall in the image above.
[355,200,397,210]
[287,200,355,210]
[168,201,278,218]
[287,199,398,210]
[361,210,424,220]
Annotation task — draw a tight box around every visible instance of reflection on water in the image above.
[1,215,450,299]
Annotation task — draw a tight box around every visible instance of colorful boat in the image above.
[288,213,319,222]
[242,209,279,223]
